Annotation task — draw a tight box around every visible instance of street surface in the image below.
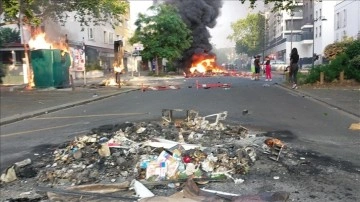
[1,76,359,170]
[0,75,359,201]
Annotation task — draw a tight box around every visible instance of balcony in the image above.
[301,32,313,44]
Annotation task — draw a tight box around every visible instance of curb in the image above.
[0,88,139,126]
[275,83,360,119]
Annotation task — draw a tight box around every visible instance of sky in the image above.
[129,0,264,49]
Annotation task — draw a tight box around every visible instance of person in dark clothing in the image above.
[290,48,299,89]
[254,55,261,80]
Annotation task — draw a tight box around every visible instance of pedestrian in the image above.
[265,56,272,81]
[250,56,256,80]
[289,48,300,89]
[254,55,261,80]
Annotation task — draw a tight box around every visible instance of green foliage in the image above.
[129,4,192,62]
[240,0,299,12]
[1,0,128,27]
[304,39,360,83]
[344,40,360,60]
[305,54,352,83]
[324,38,353,60]
[165,63,177,72]
[296,72,308,85]
[228,13,265,56]
[305,65,324,84]
[347,55,360,82]
[0,27,20,46]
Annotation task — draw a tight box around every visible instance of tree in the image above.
[0,0,128,27]
[0,27,20,46]
[324,38,354,61]
[129,4,192,75]
[240,0,298,12]
[228,13,265,56]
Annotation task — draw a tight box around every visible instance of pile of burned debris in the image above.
[1,109,288,201]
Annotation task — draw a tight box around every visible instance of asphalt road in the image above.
[0,76,359,173]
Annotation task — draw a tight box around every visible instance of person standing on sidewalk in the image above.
[265,56,272,81]
[290,48,299,89]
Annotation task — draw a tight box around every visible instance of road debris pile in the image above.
[1,109,289,201]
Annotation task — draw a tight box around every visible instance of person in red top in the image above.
[264,56,272,81]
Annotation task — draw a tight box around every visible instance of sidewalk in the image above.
[278,83,360,118]
[0,74,359,126]
[0,73,186,125]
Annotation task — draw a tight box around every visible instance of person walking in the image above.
[250,56,256,80]
[254,55,261,80]
[265,56,272,81]
[289,48,299,89]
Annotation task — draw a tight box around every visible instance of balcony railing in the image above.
[292,11,303,18]
[301,32,313,40]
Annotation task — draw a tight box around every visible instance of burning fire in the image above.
[26,31,71,88]
[189,53,226,74]
[28,33,69,53]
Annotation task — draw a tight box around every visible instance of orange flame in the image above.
[189,53,226,74]
[28,32,69,53]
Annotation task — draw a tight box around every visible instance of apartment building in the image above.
[265,1,304,64]
[334,1,360,42]
[0,3,131,84]
[264,0,343,66]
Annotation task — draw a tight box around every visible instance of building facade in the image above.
[334,0,360,42]
[263,0,352,67]
[0,3,131,84]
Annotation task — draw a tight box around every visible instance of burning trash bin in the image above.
[31,49,71,88]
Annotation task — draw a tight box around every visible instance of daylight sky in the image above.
[129,0,264,49]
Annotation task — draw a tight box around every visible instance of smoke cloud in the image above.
[164,0,223,71]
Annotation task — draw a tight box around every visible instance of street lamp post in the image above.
[312,16,327,68]
[290,12,294,51]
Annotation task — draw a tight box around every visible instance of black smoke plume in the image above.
[164,0,223,72]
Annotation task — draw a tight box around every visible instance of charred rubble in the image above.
[1,110,290,201]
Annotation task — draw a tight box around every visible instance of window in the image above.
[109,33,114,44]
[315,27,318,38]
[336,12,340,29]
[319,9,322,18]
[316,11,318,19]
[88,28,94,40]
[343,9,347,28]
[319,25,321,37]
[104,31,108,44]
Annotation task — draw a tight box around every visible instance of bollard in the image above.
[320,72,324,85]
[340,71,344,83]
[70,75,75,91]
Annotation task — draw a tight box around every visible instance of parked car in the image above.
[269,60,287,71]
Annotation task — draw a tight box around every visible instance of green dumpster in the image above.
[31,49,71,88]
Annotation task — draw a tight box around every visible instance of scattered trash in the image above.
[131,179,155,198]
[1,109,293,201]
[14,158,32,168]
[349,122,360,130]
[0,166,17,183]
[264,138,285,161]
